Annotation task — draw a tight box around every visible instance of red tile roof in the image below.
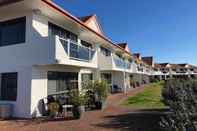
[78,15,94,23]
[117,43,131,53]
[170,64,181,69]
[133,53,141,60]
[133,53,144,64]
[154,64,162,68]
[142,57,154,67]
[117,43,127,49]
[78,14,105,36]
[155,63,195,69]
[155,63,170,68]
[178,63,193,68]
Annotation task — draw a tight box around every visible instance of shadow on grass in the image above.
[93,108,169,131]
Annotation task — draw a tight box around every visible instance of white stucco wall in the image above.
[0,12,55,118]
[0,66,32,118]
[98,50,113,70]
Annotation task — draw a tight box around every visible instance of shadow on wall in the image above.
[31,99,45,118]
[93,108,168,131]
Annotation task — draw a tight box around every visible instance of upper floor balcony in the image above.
[113,56,131,70]
[188,68,197,74]
[172,68,188,74]
[58,37,95,61]
[98,49,135,72]
[53,35,98,68]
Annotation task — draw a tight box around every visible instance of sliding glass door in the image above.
[47,72,78,96]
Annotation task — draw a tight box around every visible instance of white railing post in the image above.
[67,39,70,58]
[89,47,91,61]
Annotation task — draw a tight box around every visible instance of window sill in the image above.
[0,101,16,104]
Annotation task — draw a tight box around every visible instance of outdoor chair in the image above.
[112,85,122,93]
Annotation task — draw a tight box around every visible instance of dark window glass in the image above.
[100,46,111,56]
[0,73,18,101]
[47,72,78,95]
[81,40,92,48]
[49,23,68,39]
[69,32,78,42]
[49,22,78,42]
[0,17,26,46]
[101,73,112,84]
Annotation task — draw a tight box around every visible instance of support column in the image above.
[94,43,101,82]
[123,71,127,94]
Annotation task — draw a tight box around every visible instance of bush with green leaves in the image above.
[82,80,110,101]
[68,89,86,106]
[67,89,87,119]
[160,79,197,131]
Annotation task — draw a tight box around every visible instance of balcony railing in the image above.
[113,56,131,69]
[125,62,131,69]
[59,37,95,61]
[137,66,144,72]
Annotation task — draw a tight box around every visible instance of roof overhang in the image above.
[0,0,132,57]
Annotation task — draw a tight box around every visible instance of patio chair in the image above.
[112,85,122,93]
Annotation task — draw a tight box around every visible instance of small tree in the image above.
[160,79,197,131]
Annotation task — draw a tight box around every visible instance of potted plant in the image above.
[68,89,86,119]
[82,80,110,110]
[93,80,109,110]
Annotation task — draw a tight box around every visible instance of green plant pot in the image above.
[72,106,82,119]
[95,100,107,110]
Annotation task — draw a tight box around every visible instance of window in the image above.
[0,17,26,46]
[81,40,92,48]
[81,73,93,83]
[69,32,78,42]
[47,72,78,95]
[0,73,18,101]
[49,22,78,42]
[100,46,111,56]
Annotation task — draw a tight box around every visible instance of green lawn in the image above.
[122,82,166,108]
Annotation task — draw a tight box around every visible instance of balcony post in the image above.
[67,39,70,58]
[89,47,91,61]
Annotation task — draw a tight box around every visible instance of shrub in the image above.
[160,79,197,131]
[83,80,110,102]
[82,80,110,110]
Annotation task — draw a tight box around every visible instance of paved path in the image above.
[0,86,166,131]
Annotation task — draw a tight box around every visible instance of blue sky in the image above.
[54,0,197,65]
